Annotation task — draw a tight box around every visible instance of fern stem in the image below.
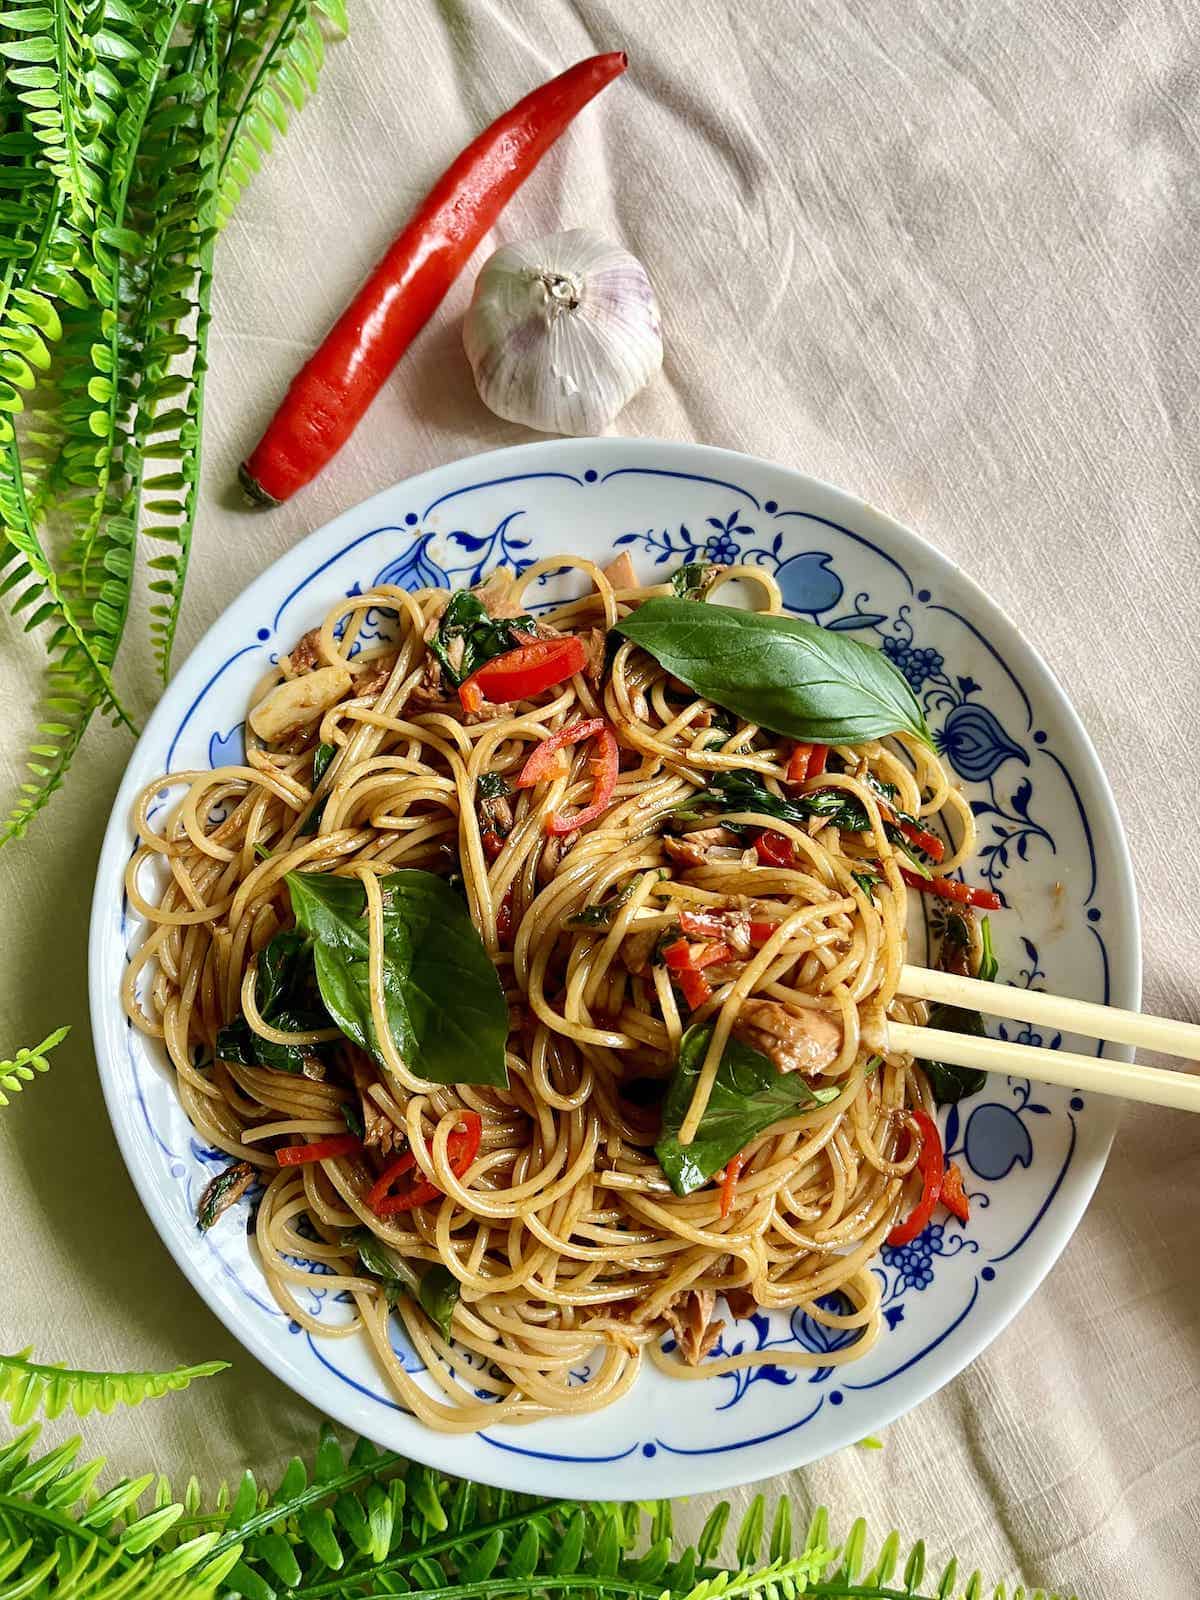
[50,0,90,217]
[0,1492,123,1562]
[206,1449,407,1554]
[217,0,307,176]
[2,439,137,731]
[285,1497,581,1598]
[293,1575,659,1600]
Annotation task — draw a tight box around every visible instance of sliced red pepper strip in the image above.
[896,818,945,864]
[481,828,505,861]
[785,743,813,784]
[679,909,731,940]
[460,635,585,713]
[748,919,778,946]
[546,723,619,836]
[276,1133,363,1167]
[675,967,712,1009]
[806,744,829,780]
[887,1108,945,1246]
[496,884,515,946]
[719,1152,747,1219]
[754,830,795,868]
[370,1112,484,1216]
[515,717,605,787]
[241,53,628,504]
[941,1160,970,1223]
[900,868,1002,912]
[663,937,732,973]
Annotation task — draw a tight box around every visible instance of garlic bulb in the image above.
[463,229,662,436]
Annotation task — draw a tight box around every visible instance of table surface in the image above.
[3,2,1199,1593]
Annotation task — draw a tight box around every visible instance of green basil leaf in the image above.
[919,913,994,1103]
[679,770,871,835]
[851,870,879,899]
[356,1233,460,1342]
[476,771,510,801]
[614,598,932,746]
[196,1161,255,1232]
[671,560,719,601]
[215,931,329,1074]
[286,868,509,1087]
[655,1021,841,1197]
[426,591,535,687]
[417,1264,460,1342]
[299,742,337,835]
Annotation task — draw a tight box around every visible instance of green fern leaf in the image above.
[0,1025,67,1105]
[0,1352,228,1424]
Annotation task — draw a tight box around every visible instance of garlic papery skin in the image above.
[463,228,662,436]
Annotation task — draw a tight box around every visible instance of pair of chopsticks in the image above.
[891,966,1200,1112]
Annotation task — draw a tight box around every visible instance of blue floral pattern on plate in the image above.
[93,439,1138,1499]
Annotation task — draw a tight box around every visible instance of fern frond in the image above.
[0,1353,228,1425]
[0,1026,67,1106]
[0,0,107,217]
[215,0,346,225]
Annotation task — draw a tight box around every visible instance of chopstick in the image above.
[891,965,1200,1112]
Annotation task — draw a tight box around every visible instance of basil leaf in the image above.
[682,770,871,834]
[356,1233,460,1342]
[851,870,879,899]
[671,560,719,601]
[655,1021,841,1197]
[196,1161,255,1232]
[299,742,337,835]
[919,913,994,1103]
[286,868,508,1087]
[417,1264,461,1342]
[563,878,639,930]
[215,930,329,1074]
[426,591,535,687]
[614,598,932,746]
[476,772,510,801]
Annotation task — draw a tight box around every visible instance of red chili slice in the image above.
[276,1133,363,1167]
[941,1160,970,1223]
[896,818,946,864]
[678,909,731,940]
[459,636,585,713]
[496,884,515,946]
[719,1151,747,1219]
[675,967,713,1009]
[369,1112,483,1216]
[806,744,829,780]
[900,868,1002,912]
[481,828,505,861]
[754,830,795,868]
[887,1108,945,1246]
[663,937,732,973]
[515,717,605,787]
[785,743,813,784]
[546,723,619,836]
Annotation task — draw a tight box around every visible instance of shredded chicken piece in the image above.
[249,665,351,743]
[578,627,608,686]
[538,830,578,884]
[620,928,659,975]
[731,998,843,1076]
[663,826,751,867]
[472,565,526,619]
[285,628,324,674]
[661,1288,724,1366]
[723,1287,758,1321]
[348,1049,404,1156]
[351,651,399,699]
[602,550,637,589]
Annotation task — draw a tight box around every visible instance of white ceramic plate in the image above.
[90,438,1139,1497]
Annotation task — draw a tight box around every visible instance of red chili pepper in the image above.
[900,868,1002,912]
[547,723,619,836]
[941,1160,970,1223]
[806,744,829,780]
[368,1112,483,1216]
[887,1108,945,1246]
[785,744,813,784]
[748,919,778,946]
[663,937,733,973]
[240,54,628,504]
[896,818,945,864]
[481,829,505,861]
[516,717,606,787]
[459,635,585,714]
[719,1152,746,1219]
[754,830,795,868]
[276,1132,363,1167]
[675,967,713,1009]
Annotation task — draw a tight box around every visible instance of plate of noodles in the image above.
[90,437,1138,1496]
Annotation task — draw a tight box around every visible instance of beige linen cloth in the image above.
[2,2,1199,1593]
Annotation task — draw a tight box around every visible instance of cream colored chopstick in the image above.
[887,1021,1200,1112]
[898,964,1200,1062]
